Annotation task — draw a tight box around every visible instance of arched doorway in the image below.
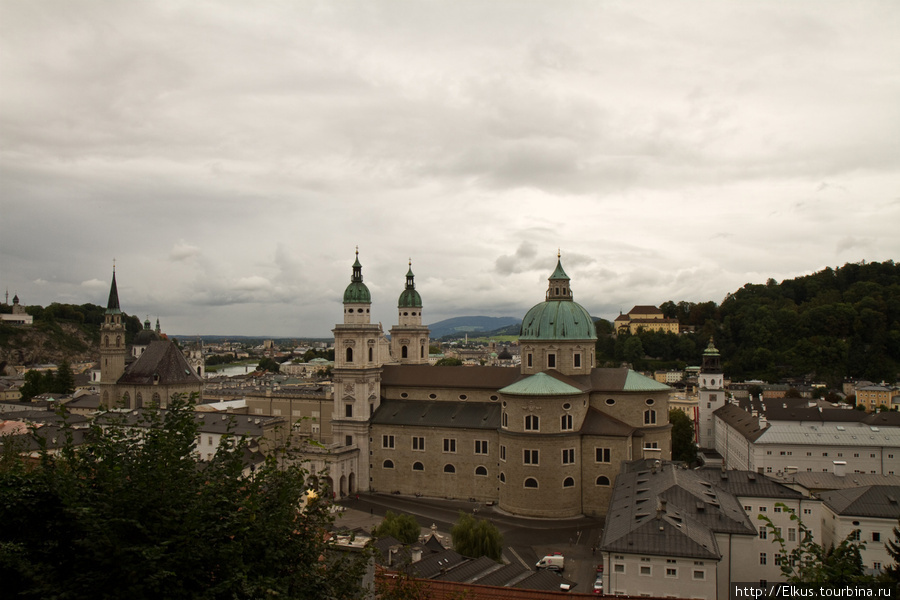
[339,475,347,497]
[348,472,356,494]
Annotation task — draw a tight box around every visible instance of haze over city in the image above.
[2,1,898,337]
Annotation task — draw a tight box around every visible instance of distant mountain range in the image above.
[426,316,521,340]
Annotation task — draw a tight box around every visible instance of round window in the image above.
[563,403,571,410]
[605,398,616,406]
[645,398,655,406]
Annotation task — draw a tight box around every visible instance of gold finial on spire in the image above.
[113,257,116,272]
[557,248,561,259]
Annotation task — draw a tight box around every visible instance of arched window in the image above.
[502,412,508,428]
[122,392,130,407]
[525,415,539,431]
[368,347,373,361]
[524,478,538,488]
[443,464,456,474]
[500,472,506,483]
[135,393,143,408]
[561,414,573,430]
[104,335,109,348]
[596,476,610,486]
[412,462,424,471]
[346,347,353,362]
[563,477,575,488]
[383,460,394,469]
[475,466,488,476]
[115,335,121,348]
[401,346,408,359]
[152,392,161,405]
[644,409,657,425]
[420,345,425,358]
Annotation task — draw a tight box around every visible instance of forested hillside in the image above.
[596,261,900,385]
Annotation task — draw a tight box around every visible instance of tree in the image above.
[0,394,367,599]
[373,511,421,545]
[256,356,281,372]
[758,503,875,584]
[18,369,54,401]
[51,360,74,395]
[883,516,900,590]
[451,512,502,561]
[669,409,697,464]
[433,358,463,366]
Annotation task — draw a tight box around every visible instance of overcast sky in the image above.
[2,1,899,338]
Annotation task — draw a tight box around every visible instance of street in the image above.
[335,492,605,594]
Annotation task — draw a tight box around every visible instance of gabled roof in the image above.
[580,407,636,437]
[694,468,805,501]
[818,485,900,519]
[623,370,670,392]
[381,364,520,390]
[499,372,582,396]
[627,305,662,315]
[118,340,203,386]
[372,399,500,430]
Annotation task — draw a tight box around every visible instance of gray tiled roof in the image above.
[818,485,900,519]
[409,549,466,578]
[372,400,500,430]
[601,462,757,560]
[694,469,805,501]
[118,340,203,386]
[512,569,577,592]
[470,562,531,587]
[434,555,501,582]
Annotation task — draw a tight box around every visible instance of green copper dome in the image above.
[398,264,422,308]
[519,256,596,341]
[343,253,371,304]
[519,300,597,341]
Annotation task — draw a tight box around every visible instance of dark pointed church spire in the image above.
[106,264,121,314]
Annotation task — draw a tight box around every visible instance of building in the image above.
[818,485,900,575]
[308,252,672,518]
[613,305,678,336]
[1,293,34,325]
[97,268,203,409]
[697,339,725,449]
[856,383,898,412]
[599,460,821,599]
[712,400,900,476]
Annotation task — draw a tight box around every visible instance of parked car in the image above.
[593,575,604,595]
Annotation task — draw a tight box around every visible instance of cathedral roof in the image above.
[397,264,422,308]
[372,399,500,429]
[106,270,121,314]
[519,300,596,341]
[117,340,202,386]
[343,253,371,304]
[499,372,582,396]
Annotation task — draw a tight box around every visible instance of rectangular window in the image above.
[382,435,395,449]
[774,506,782,513]
[500,445,506,461]
[475,440,489,455]
[693,570,705,581]
[561,414,573,430]
[760,553,767,566]
[666,568,677,577]
[345,404,353,418]
[759,526,767,540]
[614,564,625,574]
[527,353,533,367]
[873,532,881,542]
[596,448,611,463]
[744,505,752,511]
[345,435,353,446]
[524,449,539,465]
[548,353,556,368]
[412,436,425,451]
[574,353,581,368]
[759,507,767,512]
[443,438,456,453]
[525,415,539,431]
[640,565,651,576]
[788,528,796,542]
[775,554,783,566]
[562,448,575,464]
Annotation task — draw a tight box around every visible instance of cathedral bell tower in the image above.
[99,266,127,408]
[331,250,384,493]
[390,261,430,364]
[697,338,724,449]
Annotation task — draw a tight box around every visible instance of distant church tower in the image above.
[389,261,430,364]
[99,267,127,407]
[331,250,384,493]
[697,338,724,449]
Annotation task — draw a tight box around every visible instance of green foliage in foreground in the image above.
[758,503,875,584]
[0,395,367,600]
[669,409,698,465]
[451,512,503,562]
[372,510,422,545]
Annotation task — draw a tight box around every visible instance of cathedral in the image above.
[97,268,203,409]
[321,251,672,518]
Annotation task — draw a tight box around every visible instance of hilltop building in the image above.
[614,305,678,335]
[97,268,203,409]
[305,252,672,518]
[1,293,34,325]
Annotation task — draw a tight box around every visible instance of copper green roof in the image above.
[623,370,671,392]
[519,300,596,341]
[343,253,371,303]
[703,339,720,357]
[549,258,569,281]
[499,372,583,396]
[398,264,422,308]
[106,269,121,315]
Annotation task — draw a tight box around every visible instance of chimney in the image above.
[833,461,847,477]
[643,447,663,461]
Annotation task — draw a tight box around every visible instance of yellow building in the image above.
[614,305,679,335]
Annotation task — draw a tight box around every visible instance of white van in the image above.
[536,554,565,571]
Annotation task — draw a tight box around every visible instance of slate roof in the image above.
[512,569,577,592]
[410,549,466,578]
[95,409,284,436]
[601,461,757,561]
[713,403,768,442]
[775,471,900,492]
[694,468,805,501]
[470,562,532,587]
[817,485,900,519]
[118,340,203,386]
[382,364,520,390]
[580,407,637,437]
[372,400,500,430]
[434,555,502,582]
